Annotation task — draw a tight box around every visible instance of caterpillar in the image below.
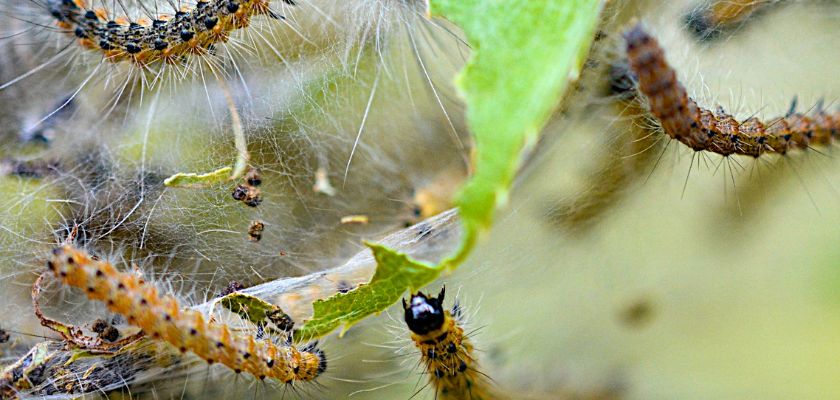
[45,244,326,383]
[403,288,494,400]
[684,0,781,40]
[624,23,839,159]
[45,0,289,66]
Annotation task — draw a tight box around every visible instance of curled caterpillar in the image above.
[46,0,289,66]
[403,288,493,400]
[624,23,838,158]
[46,245,326,383]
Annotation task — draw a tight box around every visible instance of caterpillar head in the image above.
[402,287,445,335]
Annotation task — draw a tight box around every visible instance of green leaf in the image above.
[294,242,440,341]
[432,0,604,234]
[296,0,603,338]
[163,166,232,188]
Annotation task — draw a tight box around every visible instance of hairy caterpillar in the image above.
[403,288,494,400]
[624,23,838,159]
[46,0,288,66]
[45,245,326,383]
[684,0,780,40]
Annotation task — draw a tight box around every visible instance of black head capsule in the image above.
[403,287,446,335]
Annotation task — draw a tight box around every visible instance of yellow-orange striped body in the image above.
[46,245,325,383]
[403,288,493,400]
[47,0,282,66]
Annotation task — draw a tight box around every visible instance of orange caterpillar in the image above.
[47,0,290,65]
[624,23,839,158]
[46,245,326,382]
[685,0,778,39]
[403,288,494,400]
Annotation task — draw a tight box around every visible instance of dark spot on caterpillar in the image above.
[0,328,9,344]
[204,16,218,30]
[125,42,142,54]
[153,39,168,51]
[180,30,195,42]
[435,331,448,342]
[458,361,467,372]
[447,343,457,354]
